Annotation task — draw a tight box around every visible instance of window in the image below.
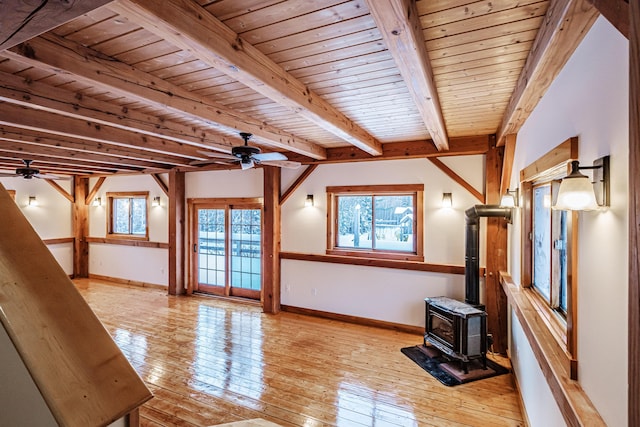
[532,182,568,315]
[326,185,423,261]
[107,192,148,239]
[521,137,578,377]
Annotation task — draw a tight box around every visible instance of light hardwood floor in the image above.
[74,279,525,427]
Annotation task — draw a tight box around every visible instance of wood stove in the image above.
[424,296,487,371]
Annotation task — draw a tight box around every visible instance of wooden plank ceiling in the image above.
[0,0,600,177]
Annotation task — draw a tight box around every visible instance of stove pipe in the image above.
[464,205,512,306]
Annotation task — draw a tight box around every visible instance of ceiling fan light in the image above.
[240,157,254,170]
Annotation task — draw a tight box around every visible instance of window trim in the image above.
[326,184,424,261]
[520,137,579,379]
[106,191,149,241]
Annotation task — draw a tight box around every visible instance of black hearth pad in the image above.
[400,345,509,387]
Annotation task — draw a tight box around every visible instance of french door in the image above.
[191,199,262,300]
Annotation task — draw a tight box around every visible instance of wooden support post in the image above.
[168,169,185,296]
[263,166,281,314]
[629,1,640,425]
[73,176,89,278]
[485,136,509,354]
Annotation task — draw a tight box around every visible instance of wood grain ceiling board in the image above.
[418,0,550,137]
[0,0,588,175]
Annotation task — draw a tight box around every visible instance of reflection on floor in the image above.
[75,278,524,427]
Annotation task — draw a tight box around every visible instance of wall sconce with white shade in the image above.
[500,188,519,207]
[553,156,610,211]
[28,196,37,206]
[152,196,161,207]
[442,192,452,208]
[305,194,314,207]
[92,197,102,207]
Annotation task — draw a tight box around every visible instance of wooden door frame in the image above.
[187,197,263,300]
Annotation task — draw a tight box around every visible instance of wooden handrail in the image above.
[0,184,152,426]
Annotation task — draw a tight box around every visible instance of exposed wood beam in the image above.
[0,150,140,173]
[263,166,281,314]
[0,102,203,161]
[86,177,107,206]
[0,159,108,175]
[110,0,380,156]
[45,179,74,204]
[288,136,489,165]
[485,138,508,354]
[0,125,190,167]
[73,176,89,278]
[500,134,518,196]
[0,70,235,153]
[365,0,448,151]
[0,0,113,50]
[280,165,319,206]
[585,0,629,38]
[152,174,169,197]
[7,34,327,160]
[427,158,484,203]
[168,169,185,296]
[497,0,599,145]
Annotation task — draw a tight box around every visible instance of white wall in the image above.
[507,17,629,426]
[0,178,73,275]
[281,156,485,326]
[88,174,169,286]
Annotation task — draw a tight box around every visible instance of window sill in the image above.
[524,288,570,367]
[326,249,423,262]
[500,271,605,426]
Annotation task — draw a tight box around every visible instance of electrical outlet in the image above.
[312,288,317,296]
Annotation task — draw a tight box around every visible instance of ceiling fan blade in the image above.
[197,150,237,160]
[240,159,255,170]
[0,171,18,177]
[260,160,302,169]
[35,173,72,180]
[252,152,287,161]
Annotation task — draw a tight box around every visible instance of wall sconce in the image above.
[553,155,610,211]
[28,196,37,206]
[305,194,314,207]
[152,196,161,207]
[93,197,102,207]
[442,192,452,208]
[500,188,519,207]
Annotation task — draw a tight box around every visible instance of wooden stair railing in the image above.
[0,183,152,426]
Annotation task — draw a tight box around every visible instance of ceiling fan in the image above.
[198,132,301,170]
[0,159,70,180]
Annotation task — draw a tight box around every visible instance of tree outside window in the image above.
[327,185,423,261]
[107,192,149,239]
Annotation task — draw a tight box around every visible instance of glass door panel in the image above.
[193,204,261,300]
[196,208,226,295]
[230,208,261,298]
